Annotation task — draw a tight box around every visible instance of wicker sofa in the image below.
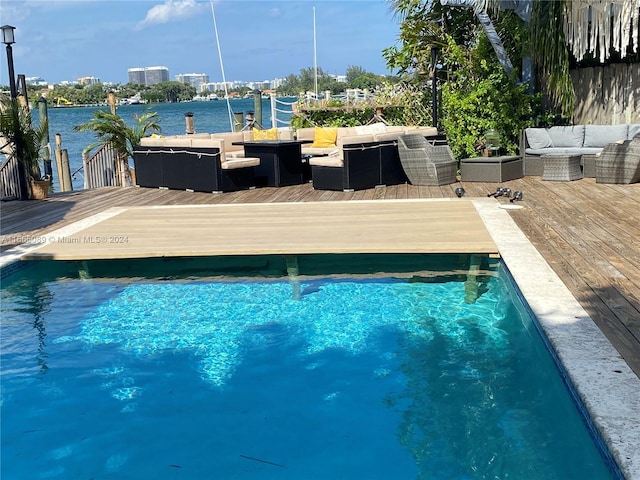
[520,124,640,175]
[298,123,439,191]
[133,136,260,193]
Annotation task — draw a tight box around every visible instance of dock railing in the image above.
[81,144,122,189]
[0,154,23,201]
[270,94,296,129]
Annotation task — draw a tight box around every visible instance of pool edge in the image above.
[473,198,640,480]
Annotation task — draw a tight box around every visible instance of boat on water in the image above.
[120,93,147,105]
[192,94,219,101]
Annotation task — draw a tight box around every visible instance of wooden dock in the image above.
[1,178,639,379]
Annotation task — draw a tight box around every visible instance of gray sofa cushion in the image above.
[628,124,640,139]
[547,126,585,147]
[584,124,628,147]
[526,147,602,156]
[525,128,553,149]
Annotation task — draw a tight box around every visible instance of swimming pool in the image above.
[0,255,621,479]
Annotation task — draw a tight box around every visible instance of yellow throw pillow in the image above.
[252,128,278,140]
[310,127,338,148]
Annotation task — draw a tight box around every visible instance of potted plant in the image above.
[0,95,50,199]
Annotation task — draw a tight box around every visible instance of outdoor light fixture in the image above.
[2,25,17,99]
[502,187,512,198]
[510,191,523,203]
[1,25,16,45]
[2,24,27,199]
[488,187,504,197]
[455,186,465,198]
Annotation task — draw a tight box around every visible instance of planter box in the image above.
[460,156,523,183]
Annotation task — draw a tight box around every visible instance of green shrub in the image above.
[440,39,544,159]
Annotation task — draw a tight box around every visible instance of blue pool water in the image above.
[0,256,618,479]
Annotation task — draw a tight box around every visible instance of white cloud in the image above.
[137,0,205,29]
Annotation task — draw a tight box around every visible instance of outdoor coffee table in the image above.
[233,140,306,187]
[541,154,583,181]
[460,155,523,182]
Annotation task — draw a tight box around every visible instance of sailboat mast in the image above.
[211,1,235,131]
[313,6,318,100]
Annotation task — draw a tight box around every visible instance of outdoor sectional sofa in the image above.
[520,123,640,176]
[297,123,439,191]
[133,135,260,193]
[132,123,441,193]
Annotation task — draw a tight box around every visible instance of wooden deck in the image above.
[1,178,639,379]
[15,200,497,260]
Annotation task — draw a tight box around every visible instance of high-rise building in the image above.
[128,68,146,85]
[176,73,209,92]
[145,66,169,85]
[127,66,169,85]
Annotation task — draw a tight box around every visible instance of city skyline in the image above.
[0,1,400,86]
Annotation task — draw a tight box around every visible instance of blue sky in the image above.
[0,0,401,85]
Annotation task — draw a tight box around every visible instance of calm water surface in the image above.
[0,256,619,480]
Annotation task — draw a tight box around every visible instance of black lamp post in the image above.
[2,24,28,199]
[2,25,17,99]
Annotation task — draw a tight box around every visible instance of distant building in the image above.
[270,78,286,89]
[25,76,47,86]
[128,68,146,85]
[145,66,169,85]
[78,76,101,85]
[128,66,169,85]
[176,73,209,92]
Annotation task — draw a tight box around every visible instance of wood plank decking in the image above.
[17,200,498,260]
[1,178,639,379]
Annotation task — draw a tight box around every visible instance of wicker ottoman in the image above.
[542,155,583,181]
[460,156,523,182]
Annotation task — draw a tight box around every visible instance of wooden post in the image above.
[107,91,117,115]
[184,112,195,134]
[54,134,64,191]
[60,149,73,192]
[253,90,262,128]
[54,134,72,192]
[233,112,243,132]
[37,97,52,179]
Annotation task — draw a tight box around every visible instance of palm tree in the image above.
[0,95,49,198]
[74,109,161,186]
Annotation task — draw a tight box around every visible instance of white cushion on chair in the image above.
[221,157,260,169]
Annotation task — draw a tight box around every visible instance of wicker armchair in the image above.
[596,137,640,184]
[397,134,457,186]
